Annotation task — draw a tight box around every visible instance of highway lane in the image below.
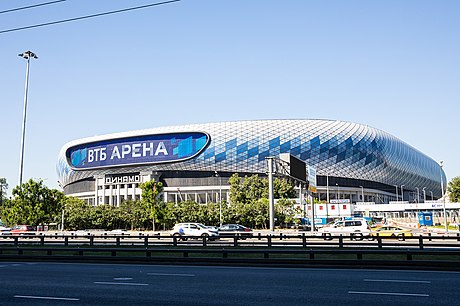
[0,262,460,305]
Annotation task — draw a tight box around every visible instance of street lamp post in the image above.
[401,185,405,201]
[214,171,222,227]
[430,191,434,201]
[422,187,426,203]
[336,183,340,200]
[359,186,364,203]
[440,161,447,232]
[415,187,420,203]
[18,51,38,186]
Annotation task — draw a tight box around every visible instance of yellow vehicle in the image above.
[371,226,413,240]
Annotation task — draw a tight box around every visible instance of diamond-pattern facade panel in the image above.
[57,119,446,197]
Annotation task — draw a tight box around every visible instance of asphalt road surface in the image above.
[0,262,459,305]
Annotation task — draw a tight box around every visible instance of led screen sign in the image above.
[66,132,210,170]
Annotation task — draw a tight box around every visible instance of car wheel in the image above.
[353,233,363,241]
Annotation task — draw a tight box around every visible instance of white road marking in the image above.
[113,277,133,280]
[364,279,431,284]
[147,273,195,277]
[14,295,80,301]
[94,281,148,286]
[348,291,429,297]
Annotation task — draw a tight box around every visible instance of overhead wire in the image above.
[0,0,181,34]
[0,0,67,14]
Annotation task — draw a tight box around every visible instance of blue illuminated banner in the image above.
[66,132,210,170]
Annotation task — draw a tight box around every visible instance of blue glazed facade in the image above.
[57,119,446,198]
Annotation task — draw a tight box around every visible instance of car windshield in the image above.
[196,224,207,229]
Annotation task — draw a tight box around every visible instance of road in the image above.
[0,262,459,305]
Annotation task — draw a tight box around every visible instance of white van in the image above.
[319,218,371,240]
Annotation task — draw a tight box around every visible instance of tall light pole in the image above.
[440,161,447,232]
[359,186,364,203]
[401,185,405,201]
[430,191,433,201]
[336,183,339,200]
[422,187,426,203]
[415,187,420,203]
[18,51,38,186]
[394,185,399,201]
[214,171,222,227]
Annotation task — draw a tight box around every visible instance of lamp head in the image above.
[18,51,38,59]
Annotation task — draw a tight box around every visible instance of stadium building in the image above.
[57,119,446,206]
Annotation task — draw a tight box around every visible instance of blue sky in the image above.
[1,0,458,195]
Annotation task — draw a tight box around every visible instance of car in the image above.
[371,226,413,240]
[218,224,253,239]
[10,225,36,236]
[319,218,371,240]
[171,223,219,240]
[109,229,130,235]
[0,226,11,236]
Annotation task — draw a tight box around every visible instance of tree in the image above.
[119,199,148,230]
[4,179,65,226]
[448,177,460,203]
[64,196,91,230]
[0,178,7,206]
[229,173,296,204]
[140,180,164,231]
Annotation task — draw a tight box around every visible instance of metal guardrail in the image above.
[2,233,460,269]
[1,233,460,249]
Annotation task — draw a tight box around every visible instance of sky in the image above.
[1,0,458,196]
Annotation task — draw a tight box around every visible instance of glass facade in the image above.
[57,119,446,199]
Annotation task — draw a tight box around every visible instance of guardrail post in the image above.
[144,236,149,247]
[202,236,207,247]
[302,233,307,248]
[339,235,343,248]
[280,233,283,240]
[14,237,18,247]
[267,236,272,248]
[258,233,261,240]
[428,233,432,242]
[64,236,69,246]
[40,236,45,246]
[89,236,94,246]
[233,236,238,247]
[406,251,413,261]
[116,237,120,246]
[418,235,424,250]
[377,236,382,248]
[173,236,178,246]
[457,233,460,242]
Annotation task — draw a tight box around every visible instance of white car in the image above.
[320,219,371,240]
[171,223,219,240]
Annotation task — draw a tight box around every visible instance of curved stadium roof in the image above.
[57,119,446,197]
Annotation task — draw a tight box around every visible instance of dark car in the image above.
[218,224,253,239]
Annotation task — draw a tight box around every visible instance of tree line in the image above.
[0,174,299,231]
[2,175,459,230]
